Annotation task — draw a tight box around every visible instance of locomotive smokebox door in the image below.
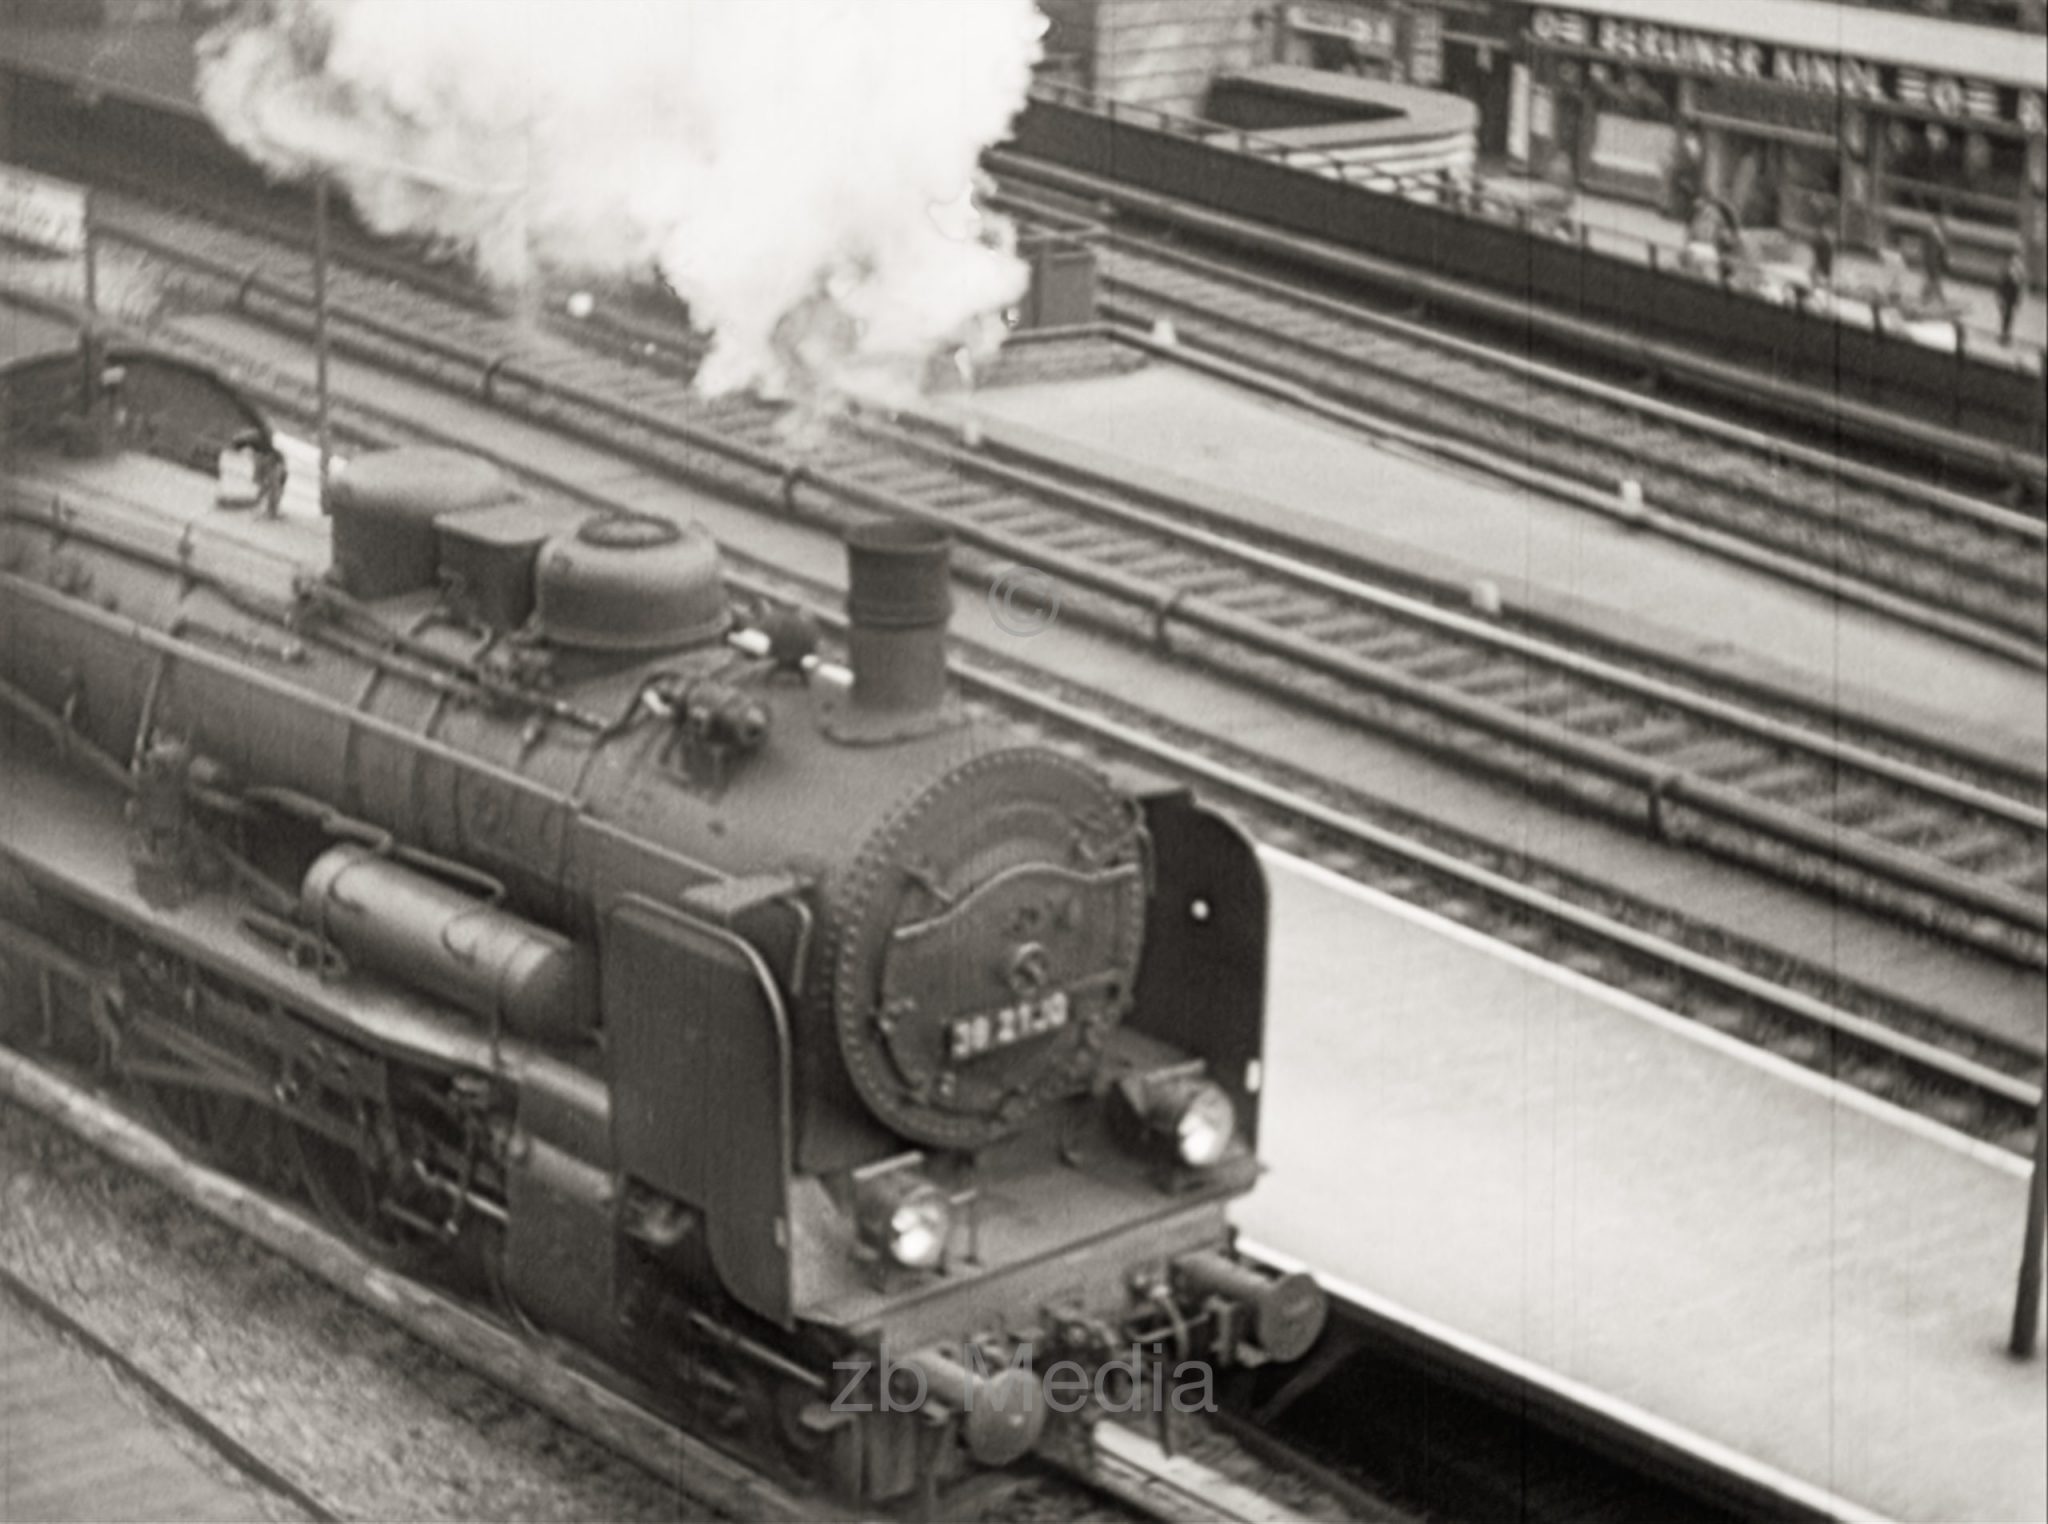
[873,859,1143,1142]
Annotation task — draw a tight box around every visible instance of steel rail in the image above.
[851,412,2048,826]
[1095,278,2047,651]
[91,217,2048,940]
[571,304,2048,778]
[1078,1423,1304,1523]
[575,271,2043,778]
[1064,221,2048,543]
[570,283,2048,673]
[1088,321,2048,671]
[0,1264,342,1522]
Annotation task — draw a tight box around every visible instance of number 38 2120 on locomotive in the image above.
[0,332,1325,1506]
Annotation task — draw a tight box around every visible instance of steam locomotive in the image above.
[0,327,1324,1505]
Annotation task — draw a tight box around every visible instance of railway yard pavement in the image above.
[1243,851,2047,1524]
[931,362,2046,775]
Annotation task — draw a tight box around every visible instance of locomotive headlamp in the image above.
[1156,1077,1237,1168]
[1117,1066,1239,1169]
[854,1163,954,1270]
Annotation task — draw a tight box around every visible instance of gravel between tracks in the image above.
[0,1098,712,1523]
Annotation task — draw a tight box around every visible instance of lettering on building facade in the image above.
[1529,7,2045,133]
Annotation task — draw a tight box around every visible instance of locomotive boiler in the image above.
[0,329,1324,1505]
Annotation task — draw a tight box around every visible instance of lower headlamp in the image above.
[1117,1064,1240,1169]
[854,1164,954,1270]
[1150,1074,1238,1167]
[1161,1078,1237,1167]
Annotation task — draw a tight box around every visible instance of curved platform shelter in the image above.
[1203,66,1479,186]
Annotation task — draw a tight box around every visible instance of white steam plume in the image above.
[196,0,1043,408]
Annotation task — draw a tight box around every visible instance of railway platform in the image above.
[0,1282,292,1523]
[1248,850,2046,1524]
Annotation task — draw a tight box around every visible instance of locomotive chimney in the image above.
[845,520,952,716]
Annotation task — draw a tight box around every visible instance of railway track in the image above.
[1060,220,2048,659]
[987,144,2048,500]
[84,196,2048,969]
[82,331,2043,1147]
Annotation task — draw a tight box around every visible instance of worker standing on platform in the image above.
[1713,220,1740,288]
[1667,136,1701,228]
[1997,251,2025,345]
[1922,220,1950,306]
[1812,227,1836,293]
[1880,233,1908,305]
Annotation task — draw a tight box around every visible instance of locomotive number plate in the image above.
[947,991,1070,1062]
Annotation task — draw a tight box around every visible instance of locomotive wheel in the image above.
[135,1078,273,1176]
[286,1116,437,1270]
[122,1022,276,1176]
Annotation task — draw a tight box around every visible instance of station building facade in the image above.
[1042,0,2045,283]
[1518,1,2047,281]
[1255,0,2046,279]
[1036,0,2047,283]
